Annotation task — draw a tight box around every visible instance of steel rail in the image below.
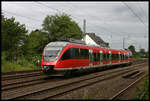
[1,59,147,81]
[2,72,43,81]
[1,62,148,100]
[1,61,147,81]
[12,63,147,100]
[2,62,147,92]
[109,74,148,100]
[2,69,41,75]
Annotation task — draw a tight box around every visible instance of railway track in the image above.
[109,74,149,100]
[2,61,148,100]
[1,62,147,92]
[2,70,43,81]
[1,59,147,82]
[2,69,41,75]
[2,59,147,81]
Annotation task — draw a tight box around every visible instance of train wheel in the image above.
[64,71,73,77]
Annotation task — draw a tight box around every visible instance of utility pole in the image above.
[123,37,125,49]
[83,19,86,35]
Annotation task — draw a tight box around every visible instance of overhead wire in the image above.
[36,2,61,13]
[122,2,148,31]
[2,2,148,50]
[2,10,41,22]
[2,2,148,39]
[35,2,82,24]
[137,2,148,19]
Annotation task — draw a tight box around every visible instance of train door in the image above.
[109,51,111,64]
[118,52,120,63]
[128,53,130,62]
[104,49,107,64]
[89,49,93,67]
[124,53,125,62]
[100,50,103,65]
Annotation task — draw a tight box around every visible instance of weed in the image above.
[82,90,89,100]
[136,78,149,100]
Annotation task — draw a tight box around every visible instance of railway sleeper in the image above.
[122,71,139,78]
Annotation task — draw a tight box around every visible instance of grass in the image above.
[82,90,89,99]
[1,51,41,73]
[136,77,149,100]
[1,57,41,73]
[133,56,142,61]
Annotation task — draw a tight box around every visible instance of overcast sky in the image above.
[2,1,149,51]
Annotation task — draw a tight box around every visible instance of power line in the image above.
[2,10,42,31]
[35,2,82,24]
[136,3,148,20]
[2,10,41,22]
[122,2,148,31]
[35,2,61,14]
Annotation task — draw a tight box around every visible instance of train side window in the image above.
[84,49,89,59]
[123,54,125,60]
[108,53,110,60]
[115,54,117,60]
[126,54,128,60]
[104,53,107,61]
[119,54,120,60]
[73,48,79,59]
[119,54,121,60]
[61,48,89,60]
[120,54,122,60]
[103,53,105,61]
[93,52,100,61]
[93,53,97,61]
[61,48,71,60]
[80,49,89,59]
[112,54,114,60]
[97,52,100,61]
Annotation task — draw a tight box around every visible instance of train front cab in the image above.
[41,42,70,75]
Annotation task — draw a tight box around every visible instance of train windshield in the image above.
[44,50,60,57]
[43,46,62,61]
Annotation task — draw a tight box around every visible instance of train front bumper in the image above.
[42,65,55,75]
[42,65,66,75]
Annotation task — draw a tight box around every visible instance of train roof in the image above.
[46,41,69,47]
[46,41,131,53]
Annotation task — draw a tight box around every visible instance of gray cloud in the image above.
[2,1,148,51]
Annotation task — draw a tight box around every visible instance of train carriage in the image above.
[41,41,133,75]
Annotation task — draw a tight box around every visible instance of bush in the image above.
[1,52,40,73]
[136,78,149,100]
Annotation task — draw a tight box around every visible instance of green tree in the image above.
[128,45,136,56]
[22,30,49,63]
[2,17,28,61]
[42,13,83,41]
[139,48,146,58]
[139,48,145,54]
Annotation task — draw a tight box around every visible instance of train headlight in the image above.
[43,65,47,68]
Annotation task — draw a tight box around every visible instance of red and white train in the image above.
[41,41,133,75]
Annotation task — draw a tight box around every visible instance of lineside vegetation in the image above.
[1,13,82,72]
[1,13,148,72]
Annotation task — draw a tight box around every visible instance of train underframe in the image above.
[42,61,132,76]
